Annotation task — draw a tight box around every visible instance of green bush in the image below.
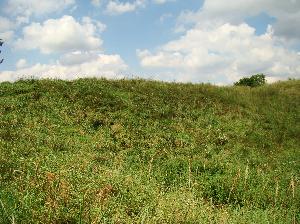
[234,74,266,87]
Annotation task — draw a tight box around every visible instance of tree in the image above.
[234,73,266,87]
[0,39,4,64]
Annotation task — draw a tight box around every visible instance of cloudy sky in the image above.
[0,0,299,84]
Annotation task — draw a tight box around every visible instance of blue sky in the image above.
[0,0,299,84]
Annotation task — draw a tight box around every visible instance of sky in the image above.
[0,0,299,85]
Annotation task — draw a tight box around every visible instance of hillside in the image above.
[0,78,299,223]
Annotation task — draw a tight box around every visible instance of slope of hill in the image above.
[0,78,299,223]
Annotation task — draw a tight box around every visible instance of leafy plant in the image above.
[234,73,266,87]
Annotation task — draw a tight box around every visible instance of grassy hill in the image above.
[0,78,299,223]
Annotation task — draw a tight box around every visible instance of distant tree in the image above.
[234,73,266,87]
[0,39,4,64]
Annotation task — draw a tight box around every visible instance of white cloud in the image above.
[15,16,103,54]
[59,51,100,66]
[153,0,175,4]
[0,17,15,42]
[0,31,14,42]
[16,58,27,69]
[5,0,75,23]
[82,17,107,32]
[91,0,101,7]
[137,0,300,83]
[0,17,15,32]
[138,23,300,84]
[265,76,284,84]
[94,0,173,15]
[177,0,300,42]
[273,12,300,43]
[0,53,128,82]
[105,0,146,15]
[159,13,173,23]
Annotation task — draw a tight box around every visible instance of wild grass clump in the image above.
[0,78,299,223]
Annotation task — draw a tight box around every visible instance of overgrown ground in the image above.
[0,78,299,223]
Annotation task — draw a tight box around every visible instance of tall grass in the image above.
[0,78,299,223]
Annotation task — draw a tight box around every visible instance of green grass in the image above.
[0,78,299,223]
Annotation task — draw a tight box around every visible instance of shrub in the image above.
[234,74,266,87]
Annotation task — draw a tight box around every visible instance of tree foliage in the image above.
[234,74,266,87]
[0,38,4,64]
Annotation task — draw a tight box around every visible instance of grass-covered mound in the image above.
[0,78,299,223]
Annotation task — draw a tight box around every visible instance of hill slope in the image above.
[1,78,299,223]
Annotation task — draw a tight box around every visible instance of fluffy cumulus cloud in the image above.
[105,0,146,15]
[15,16,103,54]
[0,53,128,82]
[4,0,75,24]
[138,0,300,84]
[0,14,128,82]
[178,0,300,42]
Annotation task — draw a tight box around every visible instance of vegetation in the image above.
[0,38,4,64]
[234,74,266,87]
[0,78,299,223]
